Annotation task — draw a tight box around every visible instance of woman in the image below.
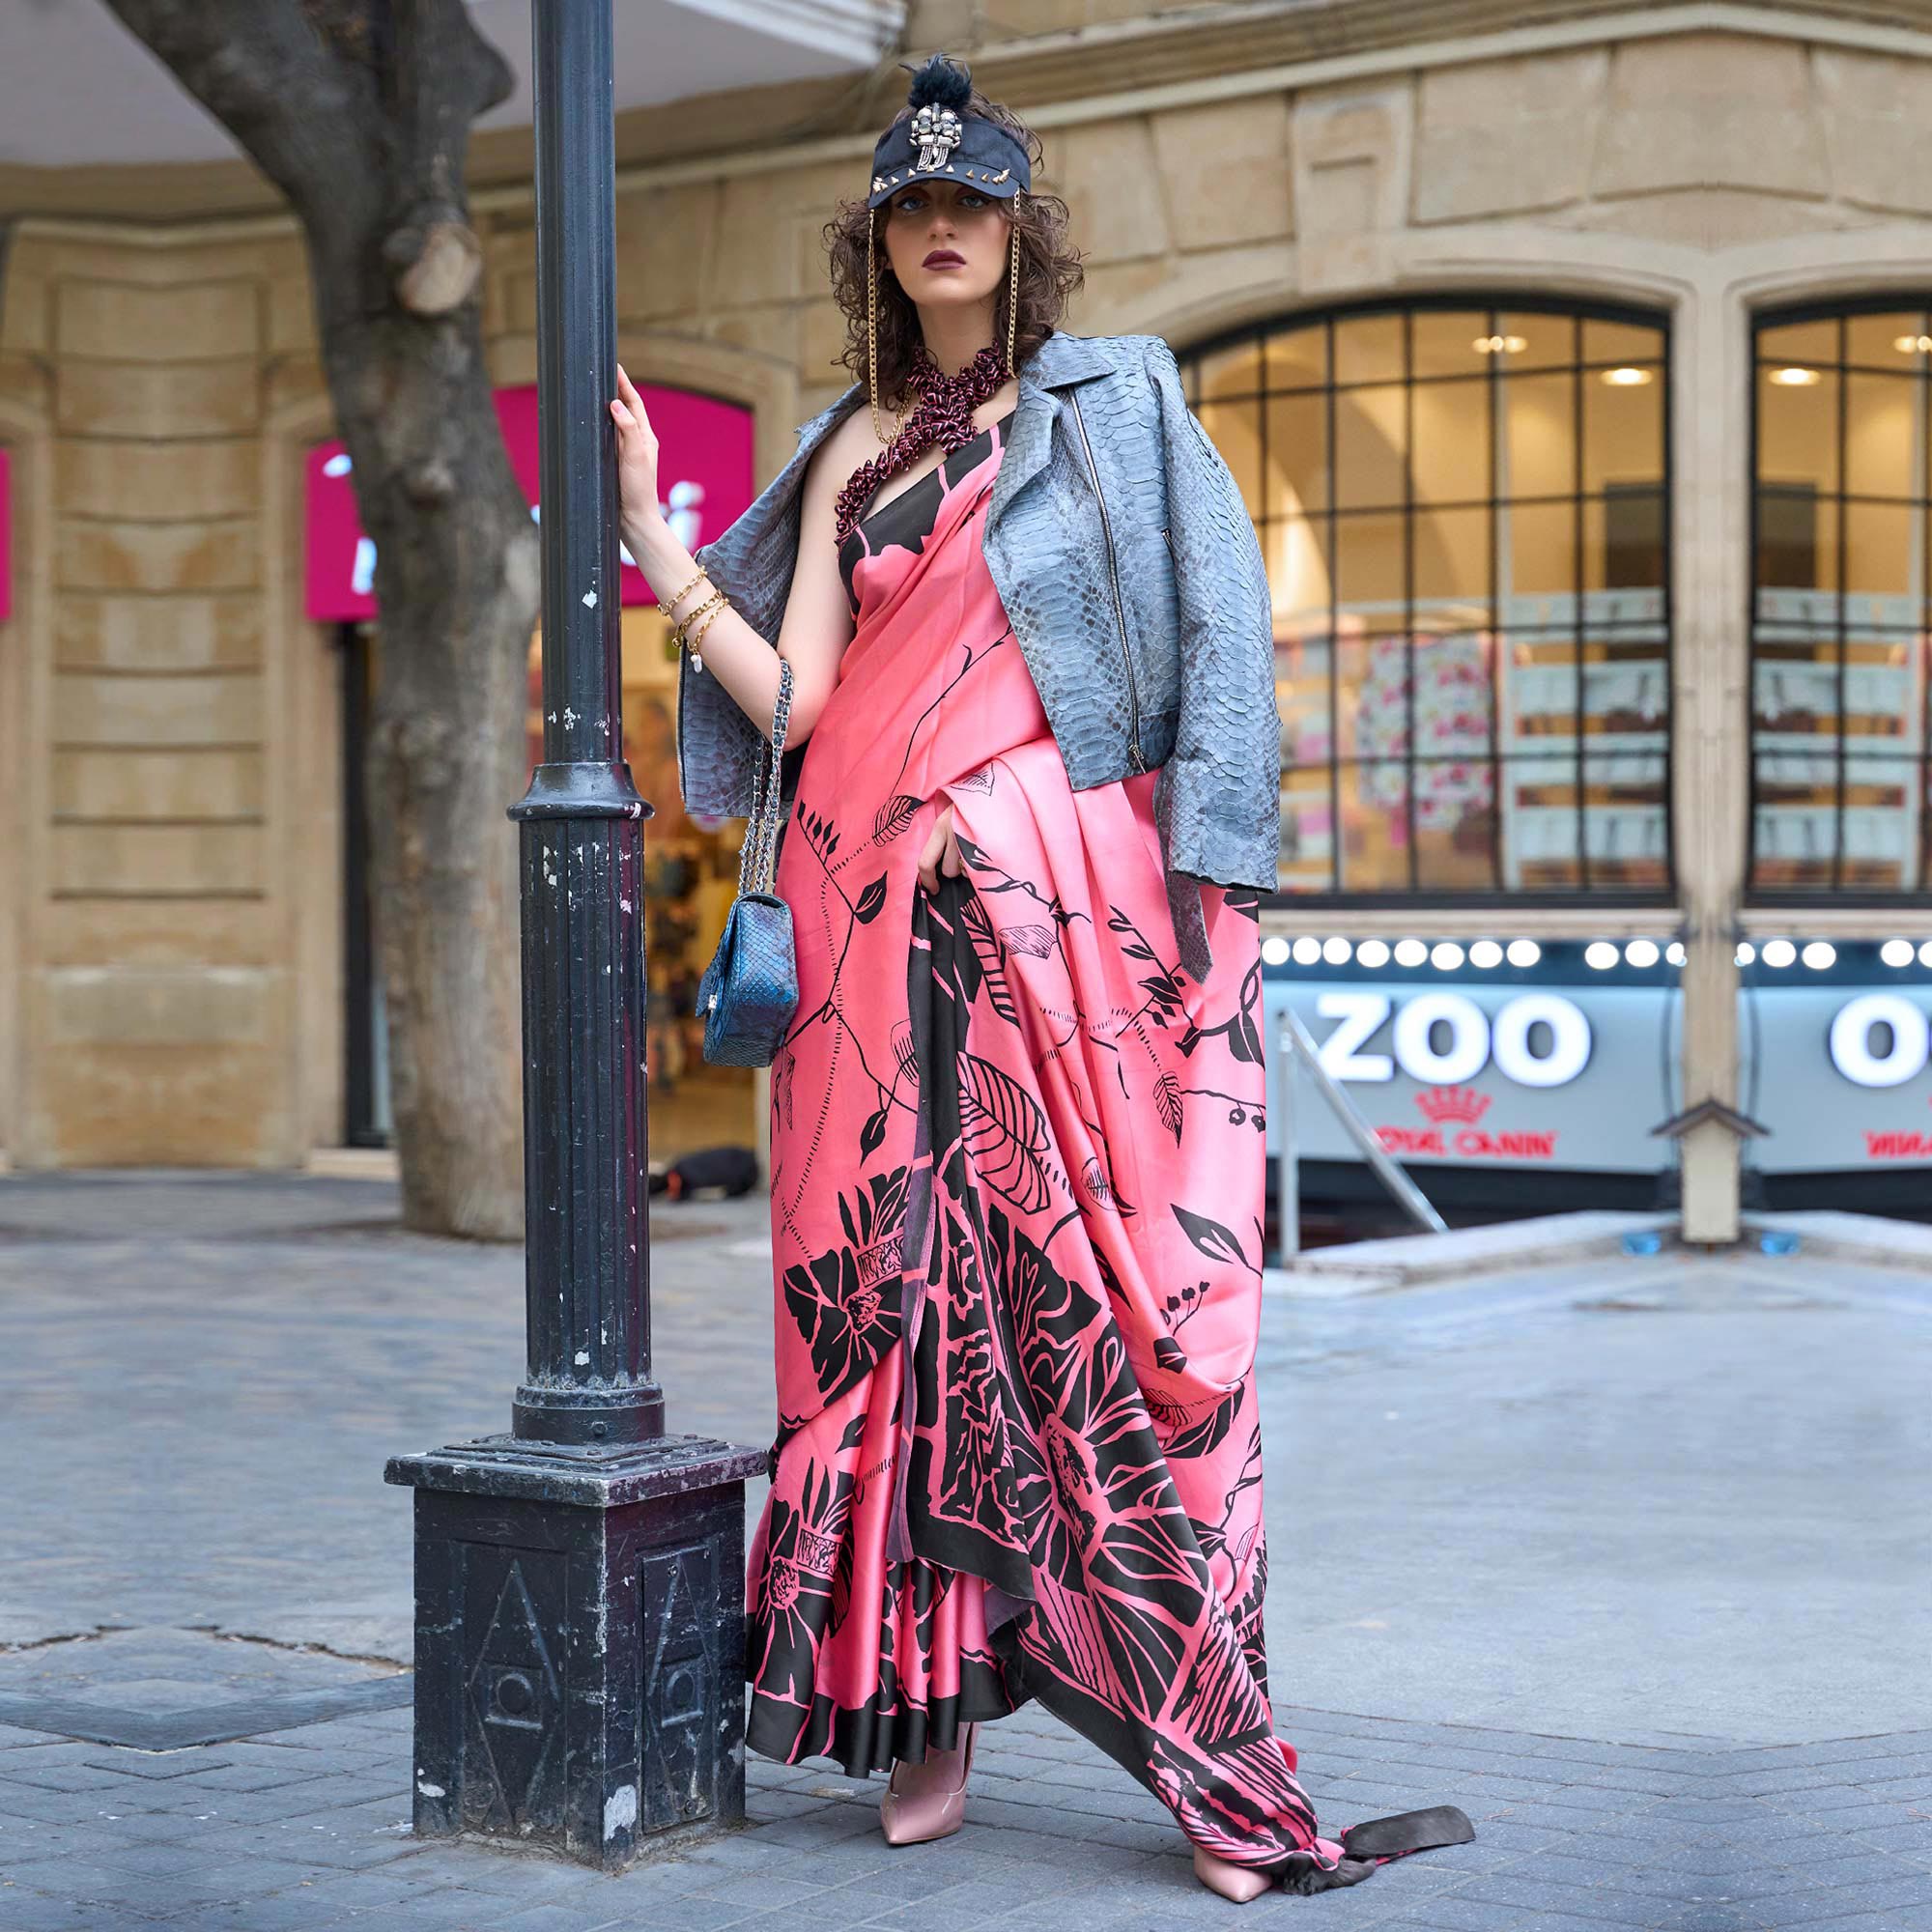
[611,54,1471,1902]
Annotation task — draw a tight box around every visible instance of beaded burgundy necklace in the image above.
[834,342,1012,548]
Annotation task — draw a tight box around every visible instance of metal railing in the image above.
[1275,1009,1448,1259]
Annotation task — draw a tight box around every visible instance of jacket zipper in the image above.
[1066,388,1145,773]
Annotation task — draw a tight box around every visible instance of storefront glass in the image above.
[346,611,753,1160]
[524,611,753,1159]
[1750,300,1932,895]
[1181,300,1672,899]
[313,381,758,1163]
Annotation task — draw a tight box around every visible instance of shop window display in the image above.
[1750,301,1932,895]
[346,607,754,1159]
[1182,301,1672,898]
[524,609,753,1154]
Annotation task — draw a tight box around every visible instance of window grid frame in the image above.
[1181,293,1676,908]
[1747,293,1932,903]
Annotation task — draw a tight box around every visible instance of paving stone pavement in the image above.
[6,1694,1932,1931]
[3,1172,1929,1930]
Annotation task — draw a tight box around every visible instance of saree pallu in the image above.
[744,410,1470,1890]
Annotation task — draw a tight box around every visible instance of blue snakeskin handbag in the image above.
[695,656,798,1066]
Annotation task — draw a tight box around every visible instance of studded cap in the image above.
[866,53,1031,210]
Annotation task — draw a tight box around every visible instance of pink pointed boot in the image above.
[879,1721,978,1845]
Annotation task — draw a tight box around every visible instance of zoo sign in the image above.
[1262,978,1659,1175]
[1265,954,1932,1181]
[1310,990,1594,1090]
[1308,990,1594,1165]
[1827,994,1932,1089]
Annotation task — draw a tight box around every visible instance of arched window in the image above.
[1179,300,1671,898]
[1751,300,1932,895]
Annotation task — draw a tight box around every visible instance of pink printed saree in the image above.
[743,407,1470,1891]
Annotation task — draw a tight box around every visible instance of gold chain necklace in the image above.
[867,208,927,448]
[875,382,915,449]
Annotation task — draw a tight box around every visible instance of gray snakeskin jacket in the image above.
[677,329,1281,983]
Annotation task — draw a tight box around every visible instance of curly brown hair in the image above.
[822,86,1085,411]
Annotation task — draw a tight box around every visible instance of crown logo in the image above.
[912,102,964,171]
[1416,1086,1492,1124]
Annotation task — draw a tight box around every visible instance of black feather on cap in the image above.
[905,52,973,113]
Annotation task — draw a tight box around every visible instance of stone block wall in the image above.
[0,230,319,1164]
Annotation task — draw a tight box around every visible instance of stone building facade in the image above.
[4,0,1932,1236]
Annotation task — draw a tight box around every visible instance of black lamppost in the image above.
[385,1,763,1870]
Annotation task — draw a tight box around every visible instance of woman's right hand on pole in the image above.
[611,363,661,541]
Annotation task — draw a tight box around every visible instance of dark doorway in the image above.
[338,621,391,1148]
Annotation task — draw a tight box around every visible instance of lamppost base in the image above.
[384,1432,768,1870]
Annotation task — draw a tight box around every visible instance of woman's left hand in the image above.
[917,804,965,896]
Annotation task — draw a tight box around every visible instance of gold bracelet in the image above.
[685,597,730,670]
[671,587,728,655]
[656,564,709,624]
[673,587,726,639]
[687,597,729,652]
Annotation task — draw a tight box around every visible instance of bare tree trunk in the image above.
[103,0,536,1237]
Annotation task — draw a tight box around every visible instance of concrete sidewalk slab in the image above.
[1267,1210,1673,1294]
[1745,1208,1932,1269]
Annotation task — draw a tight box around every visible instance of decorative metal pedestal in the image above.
[386,1436,765,1868]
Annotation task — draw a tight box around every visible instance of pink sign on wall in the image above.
[304,382,755,623]
[0,448,12,624]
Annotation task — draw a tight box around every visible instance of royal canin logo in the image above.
[1415,1086,1492,1125]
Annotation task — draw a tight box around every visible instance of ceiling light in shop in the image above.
[1895,335,1932,355]
[1585,942,1619,970]
[1802,941,1836,971]
[1322,937,1352,965]
[1394,939,1429,968]
[1506,940,1541,968]
[1736,942,1756,966]
[1431,942,1465,971]
[1881,939,1916,967]
[1292,936,1322,966]
[1918,940,1932,968]
[1357,939,1391,969]
[1602,367,1653,386]
[1261,936,1292,965]
[1665,942,1687,966]
[1761,939,1797,968]
[1468,940,1503,969]
[1473,333,1528,355]
[1625,940,1661,968]
[1767,366,1821,386]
